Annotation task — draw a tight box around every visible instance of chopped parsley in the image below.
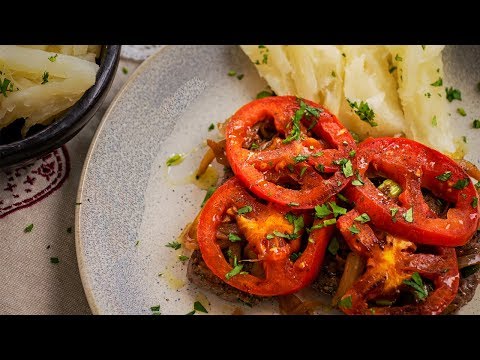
[294,154,309,163]
[462,136,467,143]
[389,66,397,74]
[453,178,470,190]
[348,225,360,234]
[436,171,451,182]
[352,173,364,186]
[331,70,336,77]
[194,301,208,313]
[473,119,480,129]
[225,256,244,280]
[256,90,274,99]
[178,255,189,262]
[50,257,59,264]
[430,77,443,87]
[48,54,58,62]
[166,153,184,166]
[349,150,356,158]
[327,237,339,256]
[422,45,426,50]
[228,70,237,76]
[0,78,14,97]
[312,151,324,157]
[208,123,215,131]
[236,74,244,80]
[185,310,196,315]
[338,295,352,309]
[250,142,259,150]
[395,54,403,61]
[41,71,49,84]
[283,100,322,144]
[150,305,161,313]
[347,99,377,127]
[431,115,437,127]
[135,240,140,247]
[403,272,428,300]
[403,207,413,223]
[289,252,302,262]
[166,241,181,250]
[342,159,353,178]
[354,213,371,224]
[445,87,462,102]
[228,233,242,242]
[300,166,308,178]
[337,193,349,203]
[316,164,325,173]
[201,186,216,207]
[457,108,467,116]
[425,92,431,98]
[323,218,337,227]
[238,205,252,214]
[24,224,34,233]
[329,202,347,217]
[315,204,332,218]
[390,208,398,222]
[122,67,128,74]
[266,234,275,240]
[472,197,478,208]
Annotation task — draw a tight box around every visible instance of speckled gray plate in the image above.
[77,45,480,315]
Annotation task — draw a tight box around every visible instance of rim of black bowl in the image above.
[0,45,121,169]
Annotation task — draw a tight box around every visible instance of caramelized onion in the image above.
[332,252,366,306]
[207,139,228,166]
[456,159,480,182]
[195,148,215,178]
[457,254,480,269]
[278,294,326,315]
[181,213,201,250]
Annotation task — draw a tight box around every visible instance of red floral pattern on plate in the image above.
[0,146,70,218]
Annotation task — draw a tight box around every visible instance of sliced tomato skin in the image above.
[336,210,459,315]
[225,96,355,209]
[345,137,479,247]
[196,177,333,296]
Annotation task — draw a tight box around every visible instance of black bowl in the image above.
[0,45,121,169]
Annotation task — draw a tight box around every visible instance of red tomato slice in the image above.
[225,96,356,209]
[196,177,333,296]
[345,137,479,247]
[336,210,459,315]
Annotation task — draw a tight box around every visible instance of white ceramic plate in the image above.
[77,45,480,315]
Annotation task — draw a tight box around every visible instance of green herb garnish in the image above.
[225,256,244,280]
[436,171,451,182]
[256,90,274,99]
[338,295,352,309]
[41,71,49,84]
[403,272,428,300]
[201,186,216,207]
[445,87,462,102]
[294,154,309,163]
[208,123,215,131]
[228,233,242,242]
[24,224,34,233]
[347,99,377,127]
[453,178,470,190]
[178,255,189,262]
[327,237,339,256]
[473,119,480,129]
[348,225,360,234]
[403,207,413,223]
[50,257,59,264]
[354,213,371,224]
[166,153,184,166]
[457,108,467,116]
[166,241,181,250]
[194,301,208,313]
[430,77,443,87]
[48,54,58,62]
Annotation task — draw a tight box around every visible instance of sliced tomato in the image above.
[225,96,356,209]
[196,177,333,296]
[336,210,459,315]
[345,137,479,247]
